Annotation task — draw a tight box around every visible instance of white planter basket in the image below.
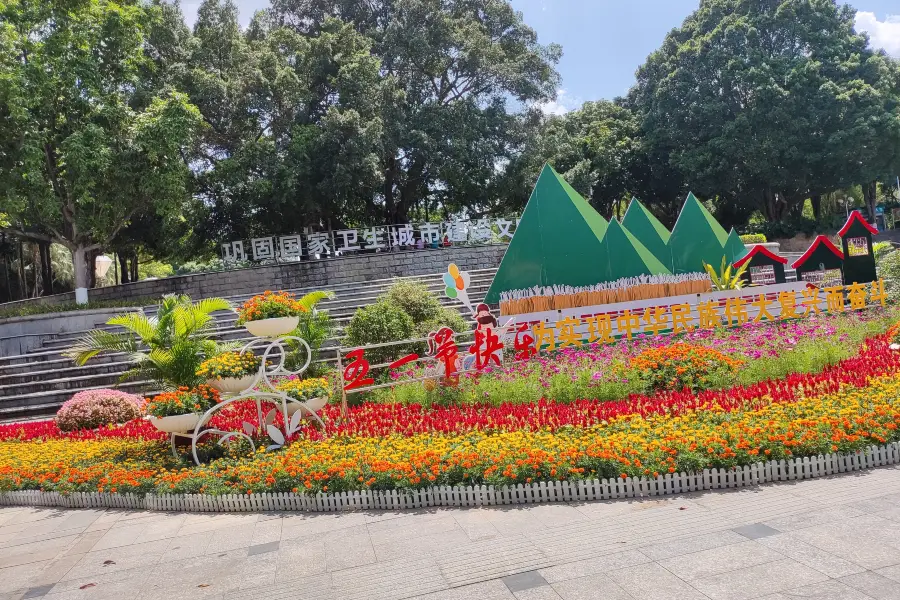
[148,413,200,434]
[207,375,256,395]
[244,316,299,338]
[286,395,328,416]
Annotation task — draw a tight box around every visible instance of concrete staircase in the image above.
[0,268,498,422]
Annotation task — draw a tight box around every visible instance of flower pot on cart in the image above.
[148,413,201,434]
[243,316,299,338]
[207,375,256,395]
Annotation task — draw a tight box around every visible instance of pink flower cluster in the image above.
[54,389,144,432]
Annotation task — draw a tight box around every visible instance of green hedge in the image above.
[739,233,767,244]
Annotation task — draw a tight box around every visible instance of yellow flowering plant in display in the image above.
[196,352,261,380]
[276,377,330,402]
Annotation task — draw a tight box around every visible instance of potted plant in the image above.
[197,352,262,394]
[144,385,221,433]
[276,377,331,415]
[236,291,306,338]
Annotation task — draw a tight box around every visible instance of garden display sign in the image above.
[339,279,887,397]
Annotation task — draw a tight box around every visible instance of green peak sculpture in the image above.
[621,197,672,268]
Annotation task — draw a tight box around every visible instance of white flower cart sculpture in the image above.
[168,334,329,465]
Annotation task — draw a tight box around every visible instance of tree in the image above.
[628,0,900,222]
[183,0,385,245]
[0,0,202,294]
[267,0,561,224]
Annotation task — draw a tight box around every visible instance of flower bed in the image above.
[2,310,900,501]
[3,375,900,496]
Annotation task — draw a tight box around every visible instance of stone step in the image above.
[0,361,134,387]
[0,352,127,374]
[0,371,138,398]
[0,381,156,422]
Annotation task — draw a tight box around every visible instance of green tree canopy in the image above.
[0,0,202,291]
[628,0,900,223]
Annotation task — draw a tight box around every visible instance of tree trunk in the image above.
[87,249,98,289]
[130,252,138,282]
[810,195,821,222]
[72,246,91,302]
[39,242,53,296]
[864,181,878,226]
[118,253,129,284]
[383,155,396,224]
[31,243,40,297]
[16,240,25,300]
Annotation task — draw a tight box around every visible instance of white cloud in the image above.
[855,12,900,57]
[537,89,575,116]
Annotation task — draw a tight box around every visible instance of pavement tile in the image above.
[502,571,548,593]
[690,558,829,600]
[841,571,900,600]
[329,556,448,600]
[757,533,867,578]
[658,540,783,581]
[21,585,54,599]
[250,518,282,545]
[204,523,256,554]
[247,541,279,556]
[279,512,367,541]
[549,574,633,600]
[792,521,900,570]
[538,550,650,584]
[512,586,563,600]
[0,561,53,594]
[731,523,781,540]
[159,531,214,563]
[756,579,876,599]
[607,562,710,600]
[762,506,867,533]
[273,536,327,582]
[407,579,515,600]
[639,530,748,561]
[322,525,375,572]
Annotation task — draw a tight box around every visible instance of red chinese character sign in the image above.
[425,326,461,387]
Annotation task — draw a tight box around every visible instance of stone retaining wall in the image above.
[2,244,508,308]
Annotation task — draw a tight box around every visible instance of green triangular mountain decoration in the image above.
[621,197,672,269]
[724,228,749,264]
[484,165,609,303]
[604,219,672,280]
[668,192,730,274]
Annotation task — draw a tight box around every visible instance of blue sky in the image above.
[186,0,900,112]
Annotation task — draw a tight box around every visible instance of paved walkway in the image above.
[3,467,900,600]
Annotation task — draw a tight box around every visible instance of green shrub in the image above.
[415,307,469,337]
[384,279,442,323]
[344,300,416,364]
[739,233,767,244]
[873,241,894,261]
[878,249,900,302]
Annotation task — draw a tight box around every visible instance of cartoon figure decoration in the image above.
[442,263,473,313]
[837,210,878,284]
[467,303,504,370]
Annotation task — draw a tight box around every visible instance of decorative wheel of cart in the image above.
[166,334,329,466]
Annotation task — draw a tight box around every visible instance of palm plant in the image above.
[65,294,233,389]
[703,257,749,291]
[288,291,336,375]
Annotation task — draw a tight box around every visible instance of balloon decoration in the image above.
[443,263,473,313]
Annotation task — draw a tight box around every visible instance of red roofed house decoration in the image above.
[837,210,878,285]
[791,235,844,288]
[734,245,787,286]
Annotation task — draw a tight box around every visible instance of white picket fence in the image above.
[2,442,899,513]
